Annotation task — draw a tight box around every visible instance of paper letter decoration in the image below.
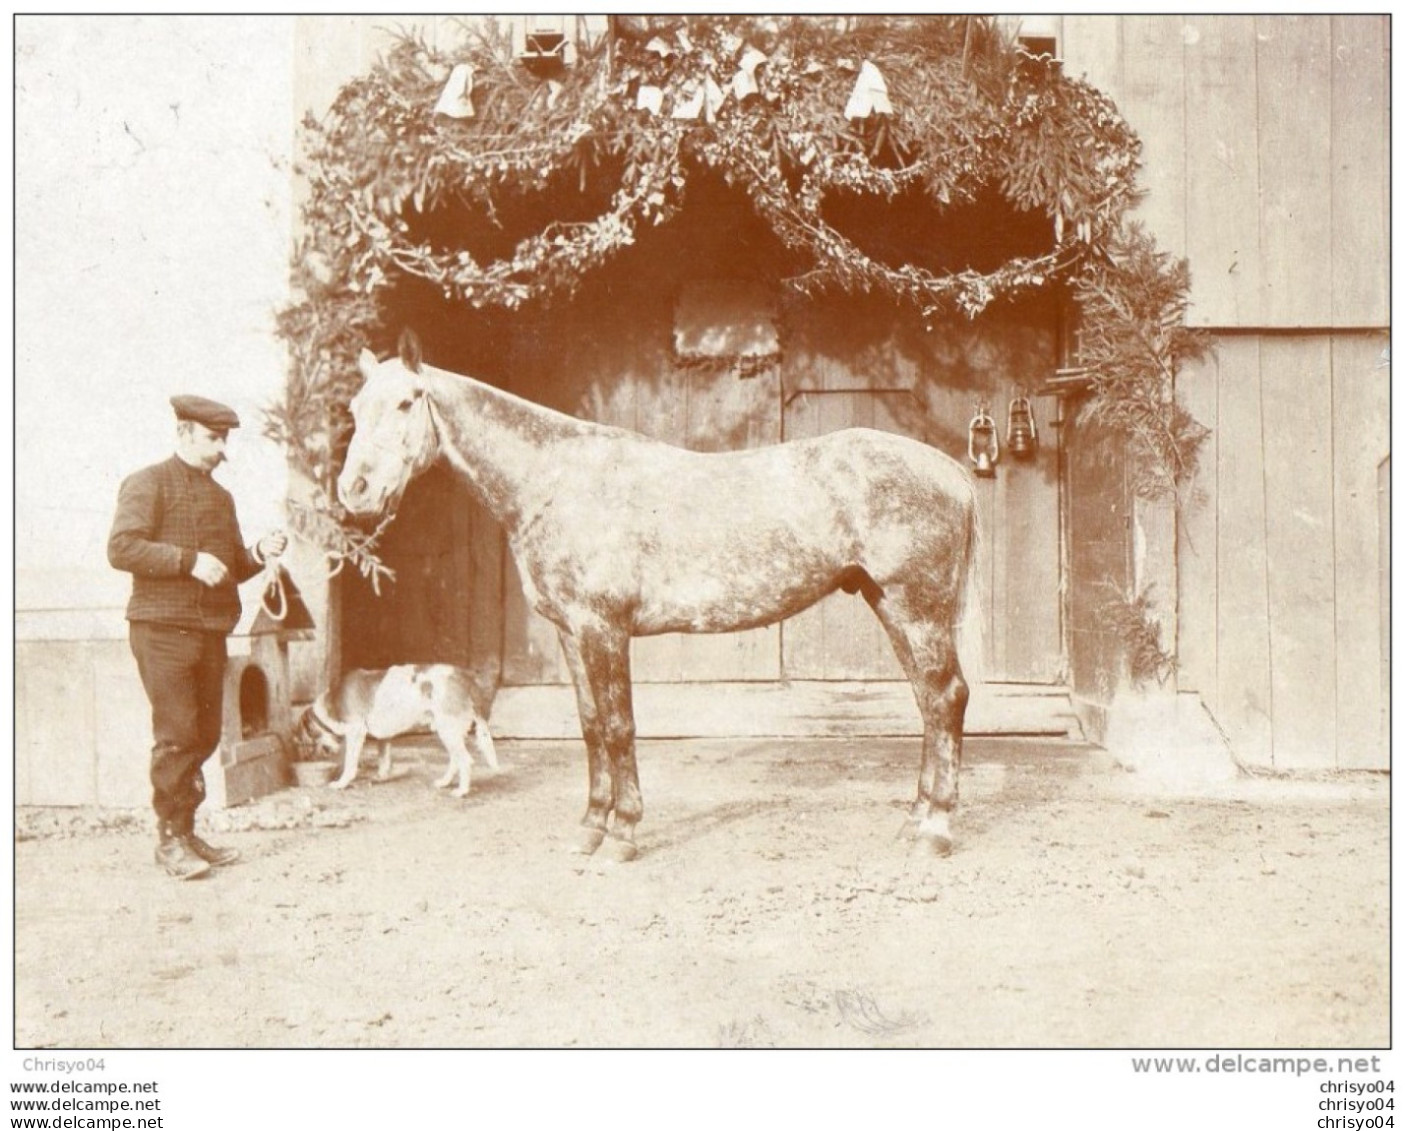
[433,63,476,119]
[843,60,892,119]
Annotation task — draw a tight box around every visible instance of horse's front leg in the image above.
[559,629,616,856]
[559,624,642,861]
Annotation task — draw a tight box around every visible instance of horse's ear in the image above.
[357,348,379,381]
[398,329,423,374]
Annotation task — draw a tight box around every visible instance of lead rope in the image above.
[260,548,288,621]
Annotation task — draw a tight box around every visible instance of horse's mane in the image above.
[422,362,637,444]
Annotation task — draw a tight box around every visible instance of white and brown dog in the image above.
[295,665,498,796]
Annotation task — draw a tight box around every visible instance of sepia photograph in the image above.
[10,11,1393,1123]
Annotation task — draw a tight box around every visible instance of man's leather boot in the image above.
[155,820,211,880]
[183,831,241,867]
[174,811,240,867]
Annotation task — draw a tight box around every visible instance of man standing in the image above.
[108,395,288,879]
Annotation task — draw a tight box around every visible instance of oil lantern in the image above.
[968,403,999,478]
[1007,391,1038,459]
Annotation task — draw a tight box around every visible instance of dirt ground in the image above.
[13,736,1390,1049]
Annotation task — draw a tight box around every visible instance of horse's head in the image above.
[337,332,439,519]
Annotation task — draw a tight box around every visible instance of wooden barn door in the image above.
[483,285,1066,739]
[339,463,501,681]
[781,388,923,680]
[781,294,1064,686]
[497,289,787,689]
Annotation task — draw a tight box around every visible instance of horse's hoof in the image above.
[916,812,953,856]
[329,780,351,791]
[600,836,639,864]
[572,827,607,856]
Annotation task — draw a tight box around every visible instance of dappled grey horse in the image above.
[339,332,982,861]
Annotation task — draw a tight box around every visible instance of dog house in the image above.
[204,572,315,808]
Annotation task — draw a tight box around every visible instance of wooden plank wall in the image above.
[1063,15,1387,330]
[17,640,156,808]
[1061,16,1389,769]
[1256,18,1334,329]
[500,286,787,687]
[1181,16,1264,328]
[1334,339,1391,769]
[1329,18,1391,326]
[1177,334,1388,770]
[780,291,1065,686]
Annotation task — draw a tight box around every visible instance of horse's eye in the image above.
[396,399,414,412]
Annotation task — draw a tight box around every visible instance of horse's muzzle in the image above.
[337,471,375,515]
[337,469,406,522]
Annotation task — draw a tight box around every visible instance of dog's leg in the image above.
[374,738,394,781]
[331,726,367,790]
[433,723,474,797]
[432,747,457,792]
[472,720,499,769]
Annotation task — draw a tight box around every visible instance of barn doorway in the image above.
[337,173,1071,734]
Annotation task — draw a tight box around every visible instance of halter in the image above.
[354,382,439,474]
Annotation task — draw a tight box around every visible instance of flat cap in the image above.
[171,394,240,431]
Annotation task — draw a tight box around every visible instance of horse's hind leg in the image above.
[870,590,969,855]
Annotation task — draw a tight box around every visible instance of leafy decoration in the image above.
[1098,582,1176,688]
[1072,224,1210,501]
[269,13,1207,589]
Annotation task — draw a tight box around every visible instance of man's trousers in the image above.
[128,621,227,827]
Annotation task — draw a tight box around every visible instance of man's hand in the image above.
[190,551,230,587]
[257,530,289,560]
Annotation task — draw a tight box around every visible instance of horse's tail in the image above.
[954,486,986,691]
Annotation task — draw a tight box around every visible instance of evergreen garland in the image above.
[269,15,1208,585]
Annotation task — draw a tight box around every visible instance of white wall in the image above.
[16,15,297,636]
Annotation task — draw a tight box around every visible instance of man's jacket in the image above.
[108,456,263,633]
